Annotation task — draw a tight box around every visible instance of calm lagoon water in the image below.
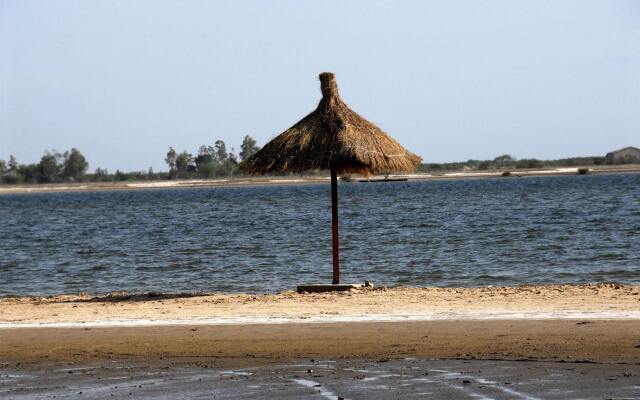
[0,173,639,296]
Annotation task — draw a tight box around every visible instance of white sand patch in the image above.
[528,168,578,174]
[443,172,501,177]
[126,181,178,188]
[2,310,639,329]
[268,179,308,183]
[126,179,231,188]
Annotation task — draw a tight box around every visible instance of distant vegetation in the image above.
[0,146,634,185]
[0,136,260,184]
[0,149,88,184]
[416,154,612,173]
[163,135,260,179]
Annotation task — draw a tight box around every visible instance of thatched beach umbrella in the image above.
[241,72,421,285]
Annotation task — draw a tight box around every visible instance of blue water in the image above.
[0,173,639,296]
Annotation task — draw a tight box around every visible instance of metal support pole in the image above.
[330,166,340,284]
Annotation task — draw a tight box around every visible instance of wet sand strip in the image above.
[3,359,639,399]
[2,320,639,366]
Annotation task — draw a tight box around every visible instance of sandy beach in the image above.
[0,284,640,328]
[3,320,640,366]
[1,284,638,327]
[1,284,639,366]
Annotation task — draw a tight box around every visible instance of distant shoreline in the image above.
[1,164,639,195]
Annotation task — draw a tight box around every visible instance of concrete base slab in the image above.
[297,283,373,293]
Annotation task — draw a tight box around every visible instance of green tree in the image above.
[18,164,39,183]
[114,170,128,181]
[38,151,60,183]
[0,155,22,184]
[165,147,177,178]
[175,151,193,178]
[516,159,543,169]
[229,148,238,164]
[225,148,239,177]
[493,154,515,163]
[8,155,18,173]
[62,148,88,181]
[239,135,259,161]
[195,145,215,178]
[93,167,110,182]
[2,155,22,183]
[214,140,228,163]
[0,159,5,176]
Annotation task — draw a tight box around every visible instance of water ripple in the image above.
[0,173,639,295]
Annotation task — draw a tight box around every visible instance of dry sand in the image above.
[1,285,639,366]
[1,284,638,327]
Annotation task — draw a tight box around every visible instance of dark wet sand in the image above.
[2,320,640,367]
[2,358,639,399]
[3,320,640,398]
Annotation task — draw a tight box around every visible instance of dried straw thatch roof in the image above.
[241,73,422,175]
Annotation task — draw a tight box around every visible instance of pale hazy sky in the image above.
[1,0,639,171]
